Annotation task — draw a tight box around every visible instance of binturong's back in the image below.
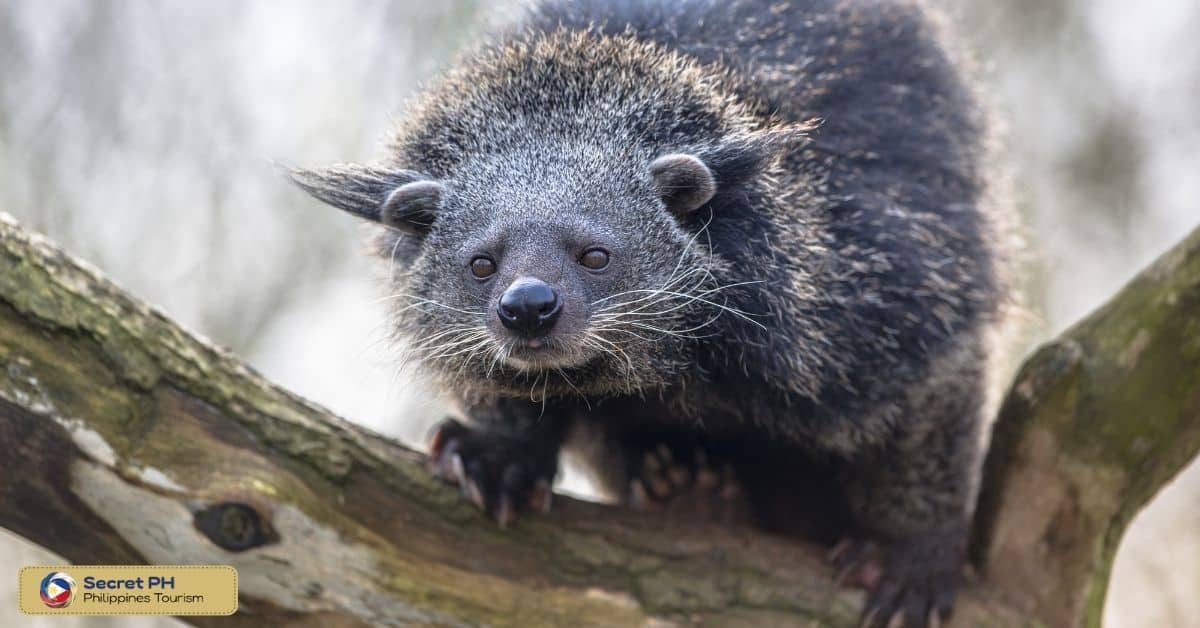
[293,1,1014,626]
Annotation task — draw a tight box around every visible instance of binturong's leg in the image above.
[832,368,989,628]
[428,398,573,527]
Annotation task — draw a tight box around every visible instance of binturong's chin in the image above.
[425,333,626,401]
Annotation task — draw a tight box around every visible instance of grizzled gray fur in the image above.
[293,1,1014,626]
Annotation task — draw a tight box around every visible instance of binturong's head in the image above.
[292,30,809,400]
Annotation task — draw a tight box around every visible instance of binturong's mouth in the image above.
[499,335,590,371]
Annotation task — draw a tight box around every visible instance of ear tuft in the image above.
[650,123,813,217]
[650,153,717,215]
[289,164,443,235]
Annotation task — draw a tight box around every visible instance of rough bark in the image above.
[0,210,1197,627]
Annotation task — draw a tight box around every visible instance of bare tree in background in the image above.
[0,1,481,355]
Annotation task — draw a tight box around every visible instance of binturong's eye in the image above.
[470,256,497,278]
[579,247,610,271]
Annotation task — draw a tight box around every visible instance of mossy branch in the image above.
[0,211,1197,627]
[972,221,1200,626]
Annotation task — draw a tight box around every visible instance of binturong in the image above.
[292,1,1015,626]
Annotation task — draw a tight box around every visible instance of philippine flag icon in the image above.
[39,571,76,609]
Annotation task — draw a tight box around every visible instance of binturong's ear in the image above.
[650,154,717,215]
[290,164,446,236]
[650,122,814,216]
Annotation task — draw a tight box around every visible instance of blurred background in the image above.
[1,1,1197,626]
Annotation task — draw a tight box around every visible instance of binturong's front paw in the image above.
[829,533,964,628]
[427,418,557,528]
[626,442,747,523]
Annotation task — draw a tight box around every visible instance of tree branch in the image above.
[0,211,1197,626]
[972,222,1200,626]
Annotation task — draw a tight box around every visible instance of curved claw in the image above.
[831,536,961,628]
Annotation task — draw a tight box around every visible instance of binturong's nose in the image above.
[497,277,562,337]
